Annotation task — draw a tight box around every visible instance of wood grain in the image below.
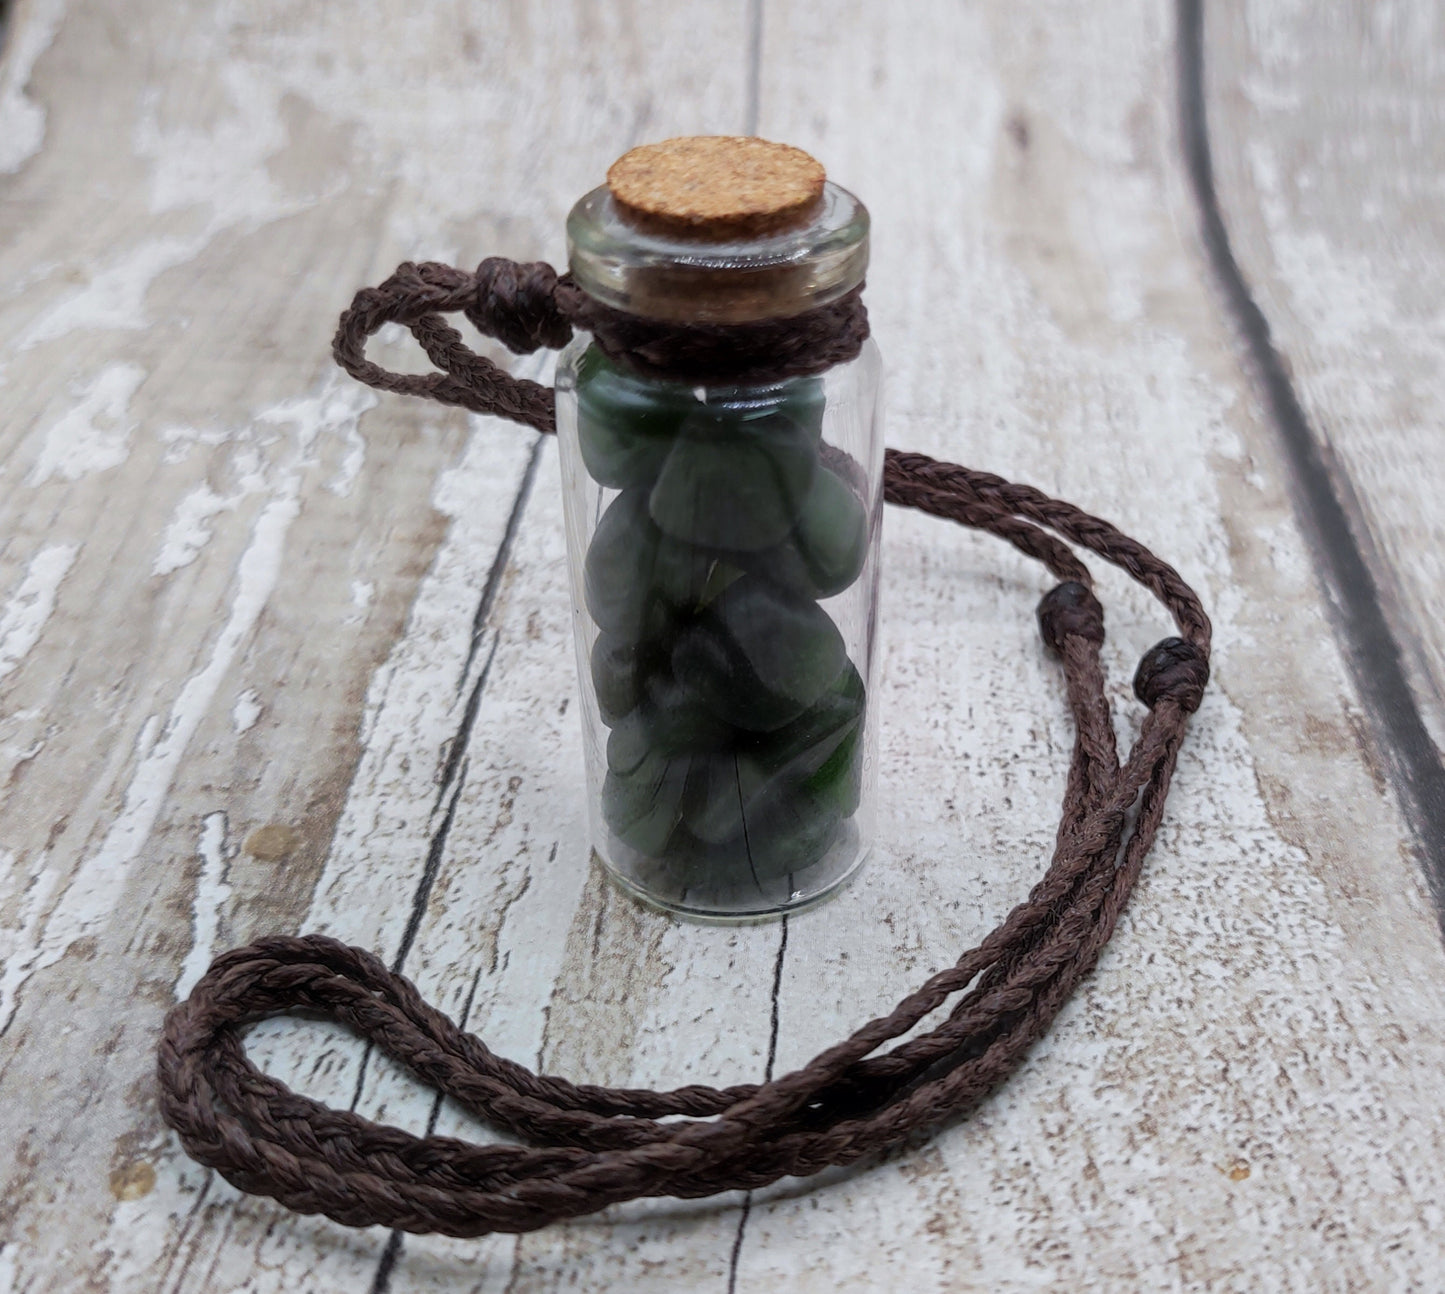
[1205,0,1445,749]
[1,0,1443,1291]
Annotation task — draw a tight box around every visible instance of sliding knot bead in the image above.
[1133,637,1209,713]
[469,258,573,354]
[1037,581,1105,655]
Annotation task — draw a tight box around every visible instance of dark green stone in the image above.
[613,752,845,883]
[737,785,841,880]
[575,347,690,488]
[591,633,651,726]
[635,824,755,892]
[680,753,748,845]
[677,779,841,883]
[803,710,863,818]
[605,672,733,775]
[672,578,848,731]
[584,489,669,640]
[742,465,870,600]
[585,489,741,641]
[647,397,821,551]
[750,662,865,786]
[652,531,722,610]
[601,749,689,857]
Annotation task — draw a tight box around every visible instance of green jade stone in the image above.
[606,672,733,773]
[578,349,869,887]
[602,750,690,857]
[590,633,648,726]
[575,347,692,489]
[739,787,844,880]
[648,398,821,551]
[603,666,866,882]
[602,672,736,858]
[681,664,865,853]
[584,488,724,641]
[575,345,825,507]
[751,660,865,802]
[671,577,847,732]
[740,464,869,600]
[659,787,843,888]
[677,753,750,845]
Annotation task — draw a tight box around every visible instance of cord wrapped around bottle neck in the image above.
[331,256,870,429]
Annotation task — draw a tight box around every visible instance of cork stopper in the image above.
[607,136,827,238]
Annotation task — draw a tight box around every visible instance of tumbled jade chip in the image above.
[751,662,865,794]
[575,347,692,489]
[744,787,842,879]
[672,578,847,731]
[679,664,864,844]
[602,749,690,857]
[678,753,748,845]
[584,489,724,639]
[605,672,734,774]
[680,778,841,883]
[742,465,869,600]
[648,400,821,552]
[611,749,852,884]
[591,633,650,726]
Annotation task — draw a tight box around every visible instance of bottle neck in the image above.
[564,183,870,325]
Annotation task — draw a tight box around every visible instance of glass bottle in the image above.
[553,146,883,920]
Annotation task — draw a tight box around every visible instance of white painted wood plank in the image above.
[2,0,1444,1291]
[726,2,1445,1291]
[0,0,751,1289]
[1206,0,1445,744]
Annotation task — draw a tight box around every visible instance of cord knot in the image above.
[1037,581,1105,655]
[469,258,574,354]
[1133,637,1209,713]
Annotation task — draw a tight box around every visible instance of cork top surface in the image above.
[606,136,826,238]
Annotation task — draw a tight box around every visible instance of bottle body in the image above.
[555,336,884,918]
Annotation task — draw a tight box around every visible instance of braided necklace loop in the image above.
[157,257,1210,1237]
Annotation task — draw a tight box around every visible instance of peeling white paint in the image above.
[0,0,67,174]
[18,237,204,350]
[158,422,232,463]
[0,707,45,786]
[327,419,366,497]
[152,483,234,576]
[26,363,145,484]
[343,579,374,626]
[13,53,334,354]
[0,543,79,684]
[0,851,60,1035]
[175,812,231,998]
[230,688,262,734]
[256,377,376,460]
[133,63,314,232]
[295,413,540,948]
[0,378,374,1033]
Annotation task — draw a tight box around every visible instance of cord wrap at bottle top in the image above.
[155,256,1213,1238]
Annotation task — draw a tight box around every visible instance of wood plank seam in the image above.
[725,909,789,1294]
[355,432,548,1289]
[1176,0,1445,926]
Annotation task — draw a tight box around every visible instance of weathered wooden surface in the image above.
[1,1,1443,1291]
[1206,0,1445,744]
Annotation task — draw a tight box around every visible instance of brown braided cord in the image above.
[157,259,1211,1237]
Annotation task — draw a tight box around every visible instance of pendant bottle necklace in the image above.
[157,135,1212,1238]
